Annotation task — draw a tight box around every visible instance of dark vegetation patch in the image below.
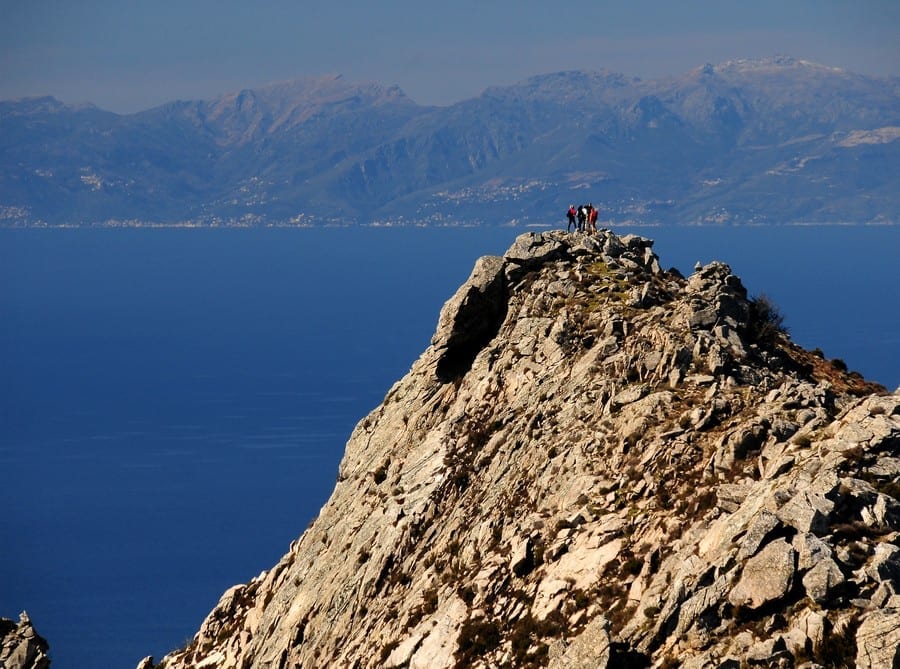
[442,411,505,496]
[747,293,788,344]
[507,611,567,668]
[554,313,595,355]
[779,339,887,397]
[814,613,861,668]
[454,617,502,668]
[608,643,651,668]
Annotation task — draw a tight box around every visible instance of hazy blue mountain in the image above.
[2,58,898,226]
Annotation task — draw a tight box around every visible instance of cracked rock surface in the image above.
[147,230,897,669]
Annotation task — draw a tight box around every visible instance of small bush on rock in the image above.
[749,293,788,343]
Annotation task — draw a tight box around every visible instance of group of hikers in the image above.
[566,203,599,233]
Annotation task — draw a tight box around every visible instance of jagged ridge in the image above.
[148,230,898,669]
[4,58,900,226]
[0,612,51,669]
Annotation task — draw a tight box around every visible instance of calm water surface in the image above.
[1,225,897,667]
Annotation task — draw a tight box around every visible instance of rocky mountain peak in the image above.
[195,74,415,144]
[137,229,896,668]
[0,612,51,669]
[712,56,847,75]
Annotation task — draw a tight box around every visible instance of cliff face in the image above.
[1,613,51,669]
[150,230,899,669]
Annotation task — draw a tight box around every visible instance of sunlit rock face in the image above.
[149,230,898,669]
[1,612,51,669]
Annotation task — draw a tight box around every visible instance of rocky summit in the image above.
[1,613,51,669]
[143,230,899,669]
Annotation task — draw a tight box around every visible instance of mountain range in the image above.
[1,57,898,227]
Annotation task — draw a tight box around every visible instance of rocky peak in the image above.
[0,612,51,669]
[195,75,416,144]
[147,229,897,669]
[711,57,847,75]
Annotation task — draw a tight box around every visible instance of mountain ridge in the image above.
[134,228,899,669]
[2,57,898,227]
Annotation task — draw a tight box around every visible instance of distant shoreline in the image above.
[1,220,897,229]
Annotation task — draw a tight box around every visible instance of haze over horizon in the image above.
[2,0,898,114]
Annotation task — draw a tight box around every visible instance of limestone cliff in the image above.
[147,230,899,668]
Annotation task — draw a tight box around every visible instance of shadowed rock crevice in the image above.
[433,255,508,382]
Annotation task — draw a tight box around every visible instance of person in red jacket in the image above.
[566,205,578,232]
[588,203,598,233]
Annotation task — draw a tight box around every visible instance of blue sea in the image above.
[1,225,898,668]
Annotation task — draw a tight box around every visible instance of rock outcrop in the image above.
[1,612,51,669]
[148,230,897,668]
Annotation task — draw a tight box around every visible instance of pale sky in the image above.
[1,0,898,113]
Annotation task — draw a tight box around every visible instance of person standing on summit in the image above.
[566,204,577,232]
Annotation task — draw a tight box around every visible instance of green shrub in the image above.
[749,293,788,343]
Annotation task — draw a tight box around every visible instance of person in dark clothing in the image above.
[577,205,588,232]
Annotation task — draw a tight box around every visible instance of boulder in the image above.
[746,636,788,663]
[729,539,796,609]
[865,542,900,585]
[775,490,834,535]
[801,558,845,603]
[783,609,826,657]
[716,483,753,513]
[792,532,832,571]
[510,536,534,577]
[689,306,718,331]
[855,607,900,669]
[504,233,568,280]
[736,510,782,561]
[547,615,610,669]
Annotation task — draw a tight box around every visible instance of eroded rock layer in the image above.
[150,230,898,669]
